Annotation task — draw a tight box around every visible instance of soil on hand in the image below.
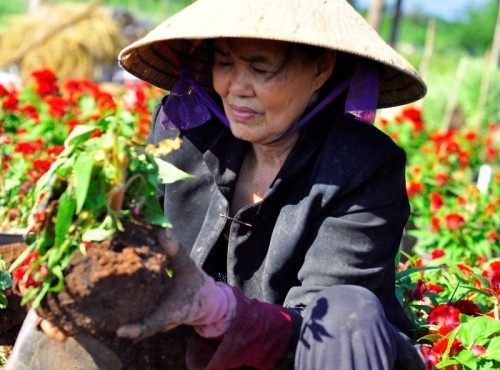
[36,220,168,336]
[2,224,191,369]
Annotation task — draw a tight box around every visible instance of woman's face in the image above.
[212,38,334,145]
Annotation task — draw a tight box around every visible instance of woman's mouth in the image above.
[229,104,258,122]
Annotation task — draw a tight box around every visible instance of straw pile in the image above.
[0,1,145,82]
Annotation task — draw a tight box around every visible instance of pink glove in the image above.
[116,231,237,340]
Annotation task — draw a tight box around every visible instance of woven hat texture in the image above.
[118,0,426,108]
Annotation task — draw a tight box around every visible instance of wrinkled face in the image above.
[212,38,333,145]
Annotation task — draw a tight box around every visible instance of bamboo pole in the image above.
[419,18,436,83]
[443,57,468,130]
[390,0,404,47]
[491,0,500,67]
[475,50,492,128]
[474,1,500,128]
[367,0,385,33]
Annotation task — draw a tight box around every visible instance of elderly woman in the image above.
[8,0,427,369]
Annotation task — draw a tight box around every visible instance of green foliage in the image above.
[10,113,191,308]
[457,1,498,56]
[0,256,12,310]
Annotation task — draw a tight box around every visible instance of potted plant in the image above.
[9,110,190,337]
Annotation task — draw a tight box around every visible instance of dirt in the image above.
[1,222,191,369]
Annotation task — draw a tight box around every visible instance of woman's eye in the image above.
[252,67,269,74]
[215,60,233,67]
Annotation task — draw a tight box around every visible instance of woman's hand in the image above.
[17,280,68,342]
[116,230,237,340]
[38,318,67,342]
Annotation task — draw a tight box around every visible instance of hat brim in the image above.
[118,0,426,108]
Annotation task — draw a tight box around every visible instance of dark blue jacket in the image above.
[149,100,414,343]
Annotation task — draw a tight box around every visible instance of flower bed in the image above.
[379,106,499,369]
[0,69,499,369]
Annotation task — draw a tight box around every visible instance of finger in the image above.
[39,319,67,342]
[116,323,143,339]
[157,229,180,257]
[157,230,194,271]
[17,281,28,296]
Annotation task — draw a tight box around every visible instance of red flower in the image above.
[451,300,482,316]
[407,181,424,197]
[428,304,461,334]
[444,213,465,230]
[430,216,440,233]
[431,248,445,259]
[31,68,59,96]
[407,279,427,301]
[427,283,444,294]
[482,261,500,294]
[96,92,117,112]
[471,344,486,357]
[486,230,498,243]
[47,145,65,158]
[14,139,44,156]
[486,146,498,161]
[399,106,423,133]
[90,129,103,138]
[420,345,439,370]
[18,103,40,121]
[434,173,449,186]
[0,84,8,97]
[66,118,81,132]
[463,130,478,142]
[430,192,444,212]
[432,337,463,356]
[32,158,53,174]
[44,96,68,118]
[2,92,18,111]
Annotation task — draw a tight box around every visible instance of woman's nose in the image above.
[227,68,253,96]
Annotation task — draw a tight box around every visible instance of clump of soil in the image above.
[35,220,168,337]
[1,242,29,336]
[2,224,190,368]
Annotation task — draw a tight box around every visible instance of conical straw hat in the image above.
[118,0,426,108]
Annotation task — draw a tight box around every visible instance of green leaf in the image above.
[141,196,172,227]
[436,358,460,368]
[0,293,8,309]
[484,337,500,361]
[47,266,65,293]
[20,286,39,306]
[64,124,98,147]
[154,158,193,184]
[454,349,477,369]
[54,189,77,249]
[396,265,442,280]
[74,153,94,213]
[82,228,114,242]
[455,316,500,347]
[0,270,12,290]
[31,281,52,309]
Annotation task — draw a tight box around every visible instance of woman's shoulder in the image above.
[299,112,407,186]
[333,113,401,151]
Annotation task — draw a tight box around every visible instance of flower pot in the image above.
[0,232,25,246]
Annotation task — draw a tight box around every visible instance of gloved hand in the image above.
[116,230,237,340]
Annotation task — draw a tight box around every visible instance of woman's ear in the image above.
[313,50,336,90]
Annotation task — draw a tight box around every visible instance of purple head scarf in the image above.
[159,65,379,133]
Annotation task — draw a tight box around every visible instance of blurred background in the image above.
[0,0,498,130]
